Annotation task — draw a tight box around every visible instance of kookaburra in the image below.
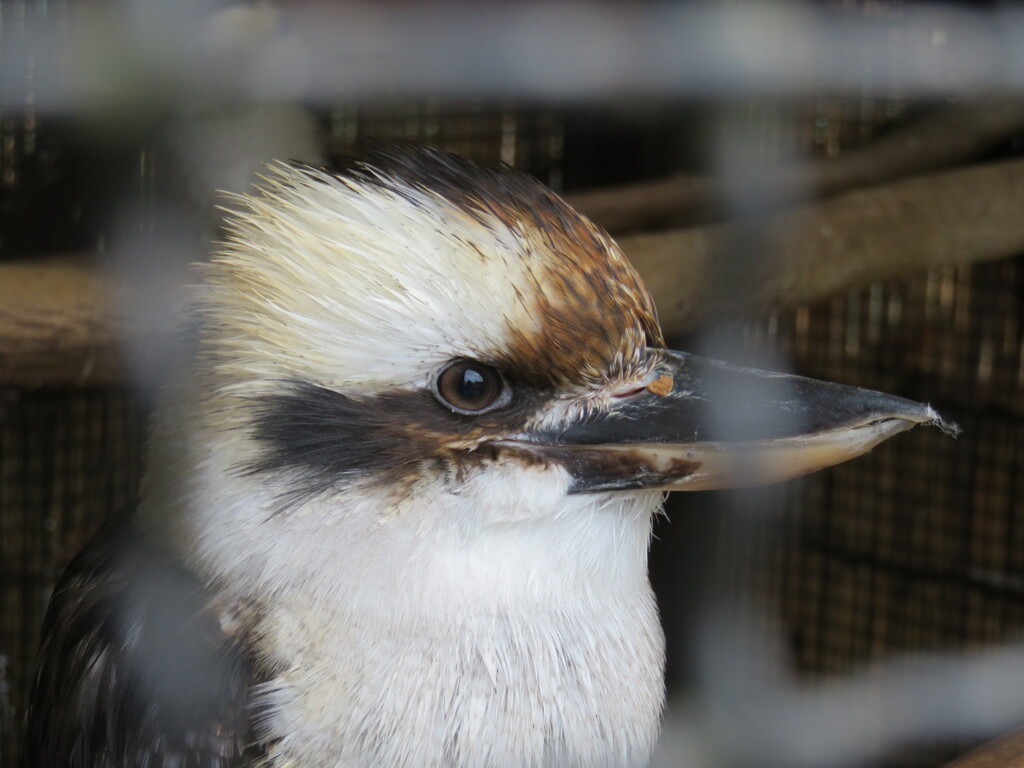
[25,146,950,768]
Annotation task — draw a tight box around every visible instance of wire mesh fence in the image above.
[3,2,1024,767]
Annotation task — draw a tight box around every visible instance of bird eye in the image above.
[434,360,508,414]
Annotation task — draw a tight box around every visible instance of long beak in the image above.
[512,350,957,494]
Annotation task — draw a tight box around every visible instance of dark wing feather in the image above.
[23,515,265,768]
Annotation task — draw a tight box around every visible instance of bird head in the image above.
[145,146,949,589]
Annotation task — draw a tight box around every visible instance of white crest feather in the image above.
[204,163,543,393]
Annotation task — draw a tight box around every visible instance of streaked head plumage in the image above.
[202,146,661,396]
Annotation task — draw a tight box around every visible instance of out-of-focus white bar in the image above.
[2,1,1023,114]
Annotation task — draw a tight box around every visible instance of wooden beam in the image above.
[622,158,1024,336]
[944,729,1024,767]
[568,98,1024,234]
[0,258,128,387]
[4,157,1024,386]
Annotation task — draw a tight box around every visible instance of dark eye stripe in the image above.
[245,380,543,507]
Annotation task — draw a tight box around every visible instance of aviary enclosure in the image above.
[3,1,1024,766]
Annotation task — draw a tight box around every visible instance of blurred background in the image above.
[3,1,1024,766]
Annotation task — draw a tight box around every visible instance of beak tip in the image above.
[923,405,961,438]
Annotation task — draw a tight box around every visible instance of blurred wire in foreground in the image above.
[3,1,1024,114]
[652,611,1024,768]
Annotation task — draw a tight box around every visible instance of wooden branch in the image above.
[620,158,1024,336]
[808,98,1024,196]
[0,259,128,387]
[566,174,717,234]
[568,98,1024,234]
[943,728,1024,767]
[4,158,1024,386]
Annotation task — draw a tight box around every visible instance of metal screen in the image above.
[3,6,1024,766]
